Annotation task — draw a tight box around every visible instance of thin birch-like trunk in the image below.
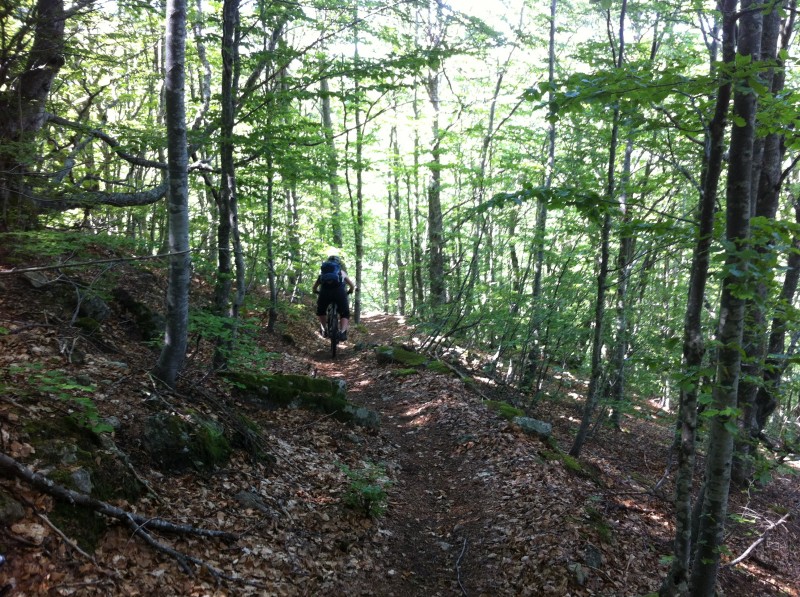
[154,0,190,387]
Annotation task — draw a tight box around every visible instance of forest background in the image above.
[2,0,800,594]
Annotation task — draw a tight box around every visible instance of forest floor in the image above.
[1,243,799,596]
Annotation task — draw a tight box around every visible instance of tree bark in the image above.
[0,0,66,229]
[426,0,446,307]
[732,1,791,484]
[660,4,735,593]
[689,1,761,593]
[153,0,191,388]
[320,75,344,248]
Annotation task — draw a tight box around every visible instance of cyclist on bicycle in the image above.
[313,255,356,340]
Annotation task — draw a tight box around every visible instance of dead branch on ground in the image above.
[0,451,267,588]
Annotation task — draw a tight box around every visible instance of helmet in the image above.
[327,255,341,264]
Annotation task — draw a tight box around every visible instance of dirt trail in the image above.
[308,314,501,595]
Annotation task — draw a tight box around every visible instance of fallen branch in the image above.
[723,512,791,569]
[0,451,270,586]
[0,452,234,541]
[36,511,96,563]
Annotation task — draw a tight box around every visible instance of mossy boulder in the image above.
[425,360,452,374]
[485,400,525,420]
[375,346,458,380]
[25,416,145,503]
[222,370,379,429]
[375,345,427,367]
[513,416,552,440]
[141,413,232,473]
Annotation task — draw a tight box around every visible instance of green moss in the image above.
[540,448,605,485]
[392,368,418,377]
[74,317,100,333]
[541,449,583,473]
[195,419,232,466]
[425,360,452,374]
[584,506,614,544]
[486,400,525,420]
[375,345,428,367]
[221,370,376,428]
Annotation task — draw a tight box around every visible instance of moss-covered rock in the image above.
[485,400,525,420]
[425,360,452,374]
[513,416,552,440]
[375,345,428,367]
[222,370,379,429]
[141,413,232,473]
[51,502,107,552]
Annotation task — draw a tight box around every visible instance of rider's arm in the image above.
[344,275,356,294]
[312,277,321,293]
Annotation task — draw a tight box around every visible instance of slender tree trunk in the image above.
[154,0,191,388]
[689,2,761,593]
[660,5,735,593]
[570,0,628,458]
[266,154,278,332]
[524,0,556,383]
[391,124,408,315]
[212,0,243,369]
[409,87,426,313]
[320,75,343,248]
[732,3,792,484]
[756,197,800,432]
[382,188,392,313]
[426,0,446,307]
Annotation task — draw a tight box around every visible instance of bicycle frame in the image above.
[326,302,339,358]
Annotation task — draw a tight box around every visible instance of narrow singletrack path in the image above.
[309,314,502,595]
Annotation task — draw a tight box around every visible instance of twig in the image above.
[122,517,267,588]
[456,537,468,596]
[723,512,791,569]
[36,512,96,563]
[0,250,191,275]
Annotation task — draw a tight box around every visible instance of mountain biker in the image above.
[313,255,356,341]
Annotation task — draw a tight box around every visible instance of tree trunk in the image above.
[426,0,446,307]
[212,0,242,369]
[0,0,66,229]
[391,123,408,315]
[732,2,791,485]
[153,0,191,388]
[320,75,344,248]
[689,1,761,593]
[660,4,735,593]
[570,0,628,458]
[610,138,634,428]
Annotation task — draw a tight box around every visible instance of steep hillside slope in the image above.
[0,244,797,596]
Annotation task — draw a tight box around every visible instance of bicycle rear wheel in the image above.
[327,303,339,358]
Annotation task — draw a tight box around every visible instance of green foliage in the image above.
[1,230,143,263]
[338,461,391,518]
[8,363,112,434]
[189,309,281,370]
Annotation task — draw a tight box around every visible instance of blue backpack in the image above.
[319,260,342,286]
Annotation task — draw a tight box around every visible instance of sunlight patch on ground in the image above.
[402,398,449,427]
